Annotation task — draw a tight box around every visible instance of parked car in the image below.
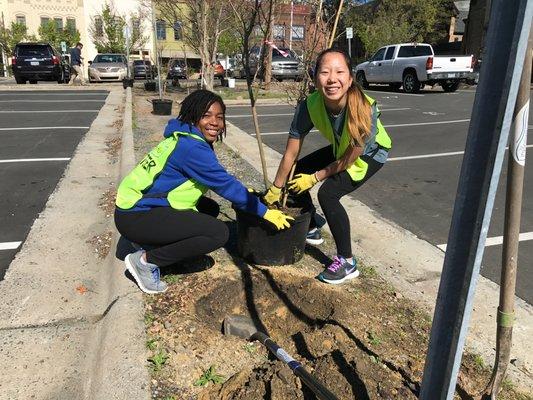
[88,53,129,83]
[355,42,476,93]
[11,42,70,84]
[238,47,304,81]
[167,59,187,80]
[133,59,155,79]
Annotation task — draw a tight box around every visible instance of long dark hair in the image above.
[178,89,226,139]
[314,48,371,147]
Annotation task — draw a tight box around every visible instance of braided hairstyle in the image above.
[178,89,226,140]
[314,48,371,148]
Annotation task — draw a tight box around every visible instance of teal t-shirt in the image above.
[288,100,388,163]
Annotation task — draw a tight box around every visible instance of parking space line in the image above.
[250,129,319,136]
[438,232,533,251]
[0,158,70,163]
[0,93,108,96]
[0,110,100,114]
[365,89,425,97]
[227,107,411,119]
[0,100,106,103]
[384,119,470,128]
[0,126,90,131]
[389,144,533,162]
[0,242,21,251]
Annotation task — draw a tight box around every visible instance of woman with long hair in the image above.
[263,48,392,284]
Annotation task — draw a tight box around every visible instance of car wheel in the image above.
[442,80,460,92]
[356,71,369,89]
[57,70,65,84]
[29,80,38,84]
[15,77,26,84]
[402,71,420,93]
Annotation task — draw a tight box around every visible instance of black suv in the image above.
[12,42,70,84]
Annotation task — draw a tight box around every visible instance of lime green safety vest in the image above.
[116,131,208,211]
[306,91,392,182]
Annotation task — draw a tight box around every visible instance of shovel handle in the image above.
[251,332,338,400]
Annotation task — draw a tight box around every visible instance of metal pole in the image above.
[419,1,532,399]
[151,0,163,100]
[484,27,532,399]
[348,36,351,58]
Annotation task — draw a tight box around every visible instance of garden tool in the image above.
[223,314,338,400]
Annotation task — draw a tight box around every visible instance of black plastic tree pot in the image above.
[122,78,134,89]
[152,99,173,115]
[144,81,156,91]
[234,207,311,266]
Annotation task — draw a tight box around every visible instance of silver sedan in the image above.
[88,54,129,82]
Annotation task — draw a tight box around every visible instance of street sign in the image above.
[60,41,66,53]
[346,27,353,39]
[123,25,131,39]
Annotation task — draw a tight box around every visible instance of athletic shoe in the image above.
[125,250,168,294]
[306,228,324,245]
[319,256,360,284]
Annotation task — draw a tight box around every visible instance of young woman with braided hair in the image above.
[263,48,392,284]
[115,90,293,294]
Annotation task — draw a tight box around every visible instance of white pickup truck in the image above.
[355,43,475,93]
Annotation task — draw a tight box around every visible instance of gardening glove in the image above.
[288,173,318,194]
[262,185,282,206]
[263,209,294,230]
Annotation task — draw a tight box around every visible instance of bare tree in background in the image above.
[150,0,232,90]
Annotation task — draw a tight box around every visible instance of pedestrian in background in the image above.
[263,48,392,284]
[69,42,87,85]
[115,90,293,294]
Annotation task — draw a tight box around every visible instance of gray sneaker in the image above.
[125,250,168,294]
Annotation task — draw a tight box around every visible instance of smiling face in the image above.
[315,51,353,110]
[196,101,225,143]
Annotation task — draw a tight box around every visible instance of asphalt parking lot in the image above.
[226,86,533,304]
[0,89,108,279]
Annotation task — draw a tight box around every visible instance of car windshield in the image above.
[93,54,126,63]
[134,60,151,65]
[18,46,50,58]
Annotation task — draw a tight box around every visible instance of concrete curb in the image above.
[86,87,150,400]
[223,121,533,391]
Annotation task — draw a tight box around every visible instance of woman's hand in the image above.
[263,185,282,205]
[288,173,318,194]
[263,209,294,230]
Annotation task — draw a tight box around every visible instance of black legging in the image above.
[293,145,383,258]
[114,196,229,267]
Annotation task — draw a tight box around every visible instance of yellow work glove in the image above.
[288,173,318,194]
[263,185,282,206]
[263,209,294,230]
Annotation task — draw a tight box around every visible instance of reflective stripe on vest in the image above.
[116,131,208,210]
[306,91,392,181]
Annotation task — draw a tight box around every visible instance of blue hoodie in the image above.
[125,119,267,217]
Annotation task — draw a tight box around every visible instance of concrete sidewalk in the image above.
[0,87,149,400]
[223,121,533,391]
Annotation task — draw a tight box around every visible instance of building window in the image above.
[16,15,26,26]
[66,18,76,34]
[156,20,166,40]
[273,24,285,40]
[291,25,304,41]
[173,21,182,41]
[94,16,103,37]
[54,17,63,30]
[40,17,50,27]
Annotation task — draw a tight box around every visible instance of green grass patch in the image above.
[194,365,225,386]
[367,331,382,346]
[148,350,168,372]
[146,338,158,351]
[163,274,182,284]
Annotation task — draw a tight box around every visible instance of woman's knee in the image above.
[317,184,339,208]
[213,221,229,247]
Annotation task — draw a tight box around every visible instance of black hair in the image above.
[76,42,83,47]
[314,48,354,83]
[178,89,226,140]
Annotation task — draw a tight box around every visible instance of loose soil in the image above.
[131,89,532,400]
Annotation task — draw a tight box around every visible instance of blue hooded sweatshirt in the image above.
[123,118,267,217]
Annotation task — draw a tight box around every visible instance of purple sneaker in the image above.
[319,256,359,284]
